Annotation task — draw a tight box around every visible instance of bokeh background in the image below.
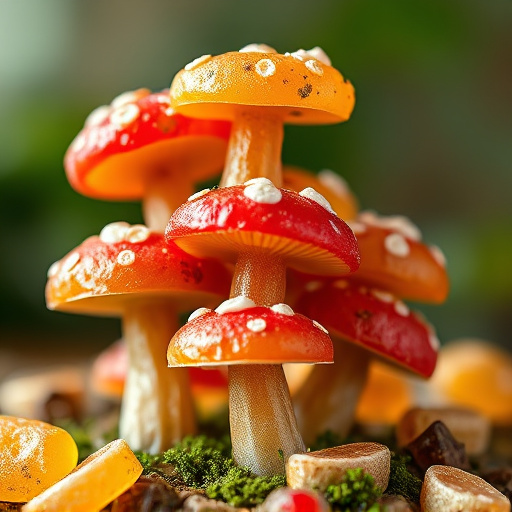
[1,0,511,366]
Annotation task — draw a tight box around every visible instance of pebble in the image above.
[286,442,390,492]
[0,416,78,503]
[182,494,250,512]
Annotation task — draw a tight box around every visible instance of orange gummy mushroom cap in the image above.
[46,222,231,315]
[168,304,333,366]
[64,89,230,200]
[348,211,449,303]
[170,46,355,124]
[165,181,360,276]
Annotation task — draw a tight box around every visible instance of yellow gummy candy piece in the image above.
[0,415,78,502]
[22,439,143,512]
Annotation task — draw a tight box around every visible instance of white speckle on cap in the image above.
[217,207,230,228]
[305,281,322,292]
[255,58,276,77]
[371,289,395,303]
[244,180,282,204]
[162,248,168,254]
[117,250,135,266]
[329,219,341,235]
[155,94,170,104]
[359,211,422,241]
[47,261,60,278]
[239,43,277,53]
[305,59,323,76]
[287,49,308,61]
[72,134,87,153]
[313,320,329,334]
[346,221,367,235]
[184,54,212,71]
[111,88,150,109]
[188,189,210,201]
[384,233,410,257]
[318,169,351,197]
[429,332,441,351]
[125,225,150,244]
[430,245,447,267]
[299,187,334,213]
[214,346,222,360]
[188,307,212,322]
[244,177,274,186]
[142,113,151,122]
[120,133,130,146]
[62,252,80,272]
[307,47,331,66]
[85,105,111,127]
[165,107,174,117]
[271,303,294,316]
[247,318,267,332]
[100,222,131,244]
[215,296,257,314]
[394,300,410,317]
[333,279,349,289]
[110,103,140,129]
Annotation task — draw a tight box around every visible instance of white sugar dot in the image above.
[287,49,308,61]
[110,103,140,129]
[318,169,352,197]
[270,303,294,316]
[299,187,334,213]
[99,222,131,243]
[72,134,87,153]
[371,289,395,303]
[117,250,135,266]
[430,245,447,267]
[188,189,210,201]
[184,54,212,71]
[85,105,111,127]
[255,58,276,77]
[62,252,80,272]
[429,332,441,351]
[188,307,212,322]
[312,320,329,334]
[47,261,60,278]
[247,318,267,332]
[243,181,282,204]
[359,211,422,241]
[215,296,257,314]
[125,225,150,243]
[305,59,323,76]
[394,300,410,317]
[346,221,367,235]
[384,233,410,257]
[111,88,150,109]
[120,133,130,146]
[239,43,277,53]
[307,47,331,66]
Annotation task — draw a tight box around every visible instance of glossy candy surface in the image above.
[0,416,78,502]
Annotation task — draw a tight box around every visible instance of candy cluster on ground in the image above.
[1,43,511,511]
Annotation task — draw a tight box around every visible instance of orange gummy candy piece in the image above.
[22,439,142,512]
[0,416,78,503]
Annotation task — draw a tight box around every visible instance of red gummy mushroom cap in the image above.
[297,280,439,377]
[347,211,449,303]
[46,222,231,315]
[165,179,360,276]
[64,89,230,200]
[168,301,333,366]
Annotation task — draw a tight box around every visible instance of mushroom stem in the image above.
[220,108,284,188]
[293,338,371,445]
[229,250,305,476]
[143,172,194,232]
[120,300,196,453]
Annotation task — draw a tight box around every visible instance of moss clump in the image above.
[324,467,383,511]
[385,452,422,504]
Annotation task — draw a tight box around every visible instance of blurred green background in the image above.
[1,0,511,360]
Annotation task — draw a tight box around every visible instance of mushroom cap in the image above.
[165,181,360,276]
[296,280,439,377]
[64,89,231,200]
[46,222,231,316]
[170,47,355,124]
[283,166,358,220]
[347,211,449,303]
[168,303,333,366]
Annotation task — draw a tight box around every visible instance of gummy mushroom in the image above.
[170,44,355,187]
[46,221,231,453]
[166,181,359,476]
[65,88,230,231]
[293,279,439,444]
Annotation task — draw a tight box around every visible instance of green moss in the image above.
[385,453,422,504]
[324,468,383,511]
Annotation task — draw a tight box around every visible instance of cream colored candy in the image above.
[22,439,142,512]
[286,442,390,492]
[421,465,510,512]
[0,416,78,502]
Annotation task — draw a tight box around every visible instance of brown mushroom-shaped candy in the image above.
[346,211,449,303]
[170,45,354,187]
[421,465,511,512]
[293,280,439,444]
[166,183,359,476]
[65,89,230,230]
[46,222,231,453]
